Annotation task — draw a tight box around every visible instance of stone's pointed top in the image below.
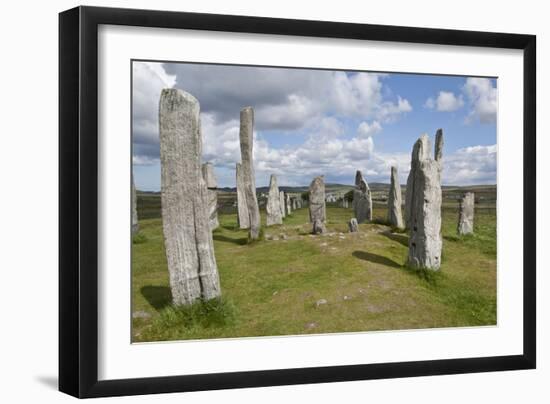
[435,128,444,162]
[311,175,325,188]
[201,162,217,189]
[354,170,363,187]
[160,88,199,106]
[269,174,278,187]
[412,134,432,163]
[240,106,254,117]
[355,170,370,193]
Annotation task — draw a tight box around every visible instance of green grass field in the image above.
[132,198,496,342]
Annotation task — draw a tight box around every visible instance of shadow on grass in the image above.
[381,231,409,247]
[444,233,475,243]
[220,223,239,231]
[141,285,172,311]
[352,250,402,269]
[213,234,248,245]
[401,265,443,286]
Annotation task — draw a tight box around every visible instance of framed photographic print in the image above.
[59,6,536,398]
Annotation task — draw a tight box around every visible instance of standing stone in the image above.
[292,198,298,210]
[435,128,444,164]
[202,162,219,231]
[132,174,139,235]
[407,134,442,271]
[352,170,372,223]
[405,134,431,229]
[279,190,286,218]
[309,176,326,234]
[266,174,283,226]
[457,192,475,235]
[159,89,221,305]
[236,163,250,229]
[387,166,404,230]
[239,107,261,240]
[348,218,358,232]
[286,193,292,215]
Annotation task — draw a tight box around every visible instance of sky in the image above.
[132,61,497,191]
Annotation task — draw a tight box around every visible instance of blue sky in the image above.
[132,61,497,191]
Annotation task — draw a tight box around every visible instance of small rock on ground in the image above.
[132,310,151,319]
[305,322,318,330]
[315,298,328,307]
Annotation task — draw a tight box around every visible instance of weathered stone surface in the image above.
[286,193,292,215]
[387,166,404,229]
[266,174,283,226]
[406,134,442,271]
[132,175,139,235]
[279,191,286,218]
[309,176,326,234]
[457,192,475,235]
[405,134,431,229]
[159,88,221,305]
[435,128,444,164]
[202,162,219,230]
[348,218,358,232]
[313,219,326,234]
[239,107,261,239]
[352,170,372,223]
[236,163,250,229]
[292,198,298,210]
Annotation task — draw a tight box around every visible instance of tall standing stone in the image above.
[159,89,221,305]
[458,192,475,235]
[387,166,404,230]
[279,190,286,218]
[405,135,430,229]
[309,176,326,234]
[352,170,373,223]
[266,174,283,226]
[202,162,219,231]
[286,193,292,215]
[132,174,139,235]
[236,163,250,229]
[407,134,442,271]
[239,107,261,240]
[435,128,444,164]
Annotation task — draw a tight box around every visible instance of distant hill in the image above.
[139,183,497,204]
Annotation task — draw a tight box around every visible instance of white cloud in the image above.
[425,78,496,124]
[357,121,382,138]
[442,144,497,185]
[463,78,497,124]
[425,91,464,112]
[132,62,496,188]
[132,62,175,160]
[133,62,413,167]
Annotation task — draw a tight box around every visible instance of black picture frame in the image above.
[59,5,536,398]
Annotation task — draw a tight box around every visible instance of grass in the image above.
[132,199,496,342]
